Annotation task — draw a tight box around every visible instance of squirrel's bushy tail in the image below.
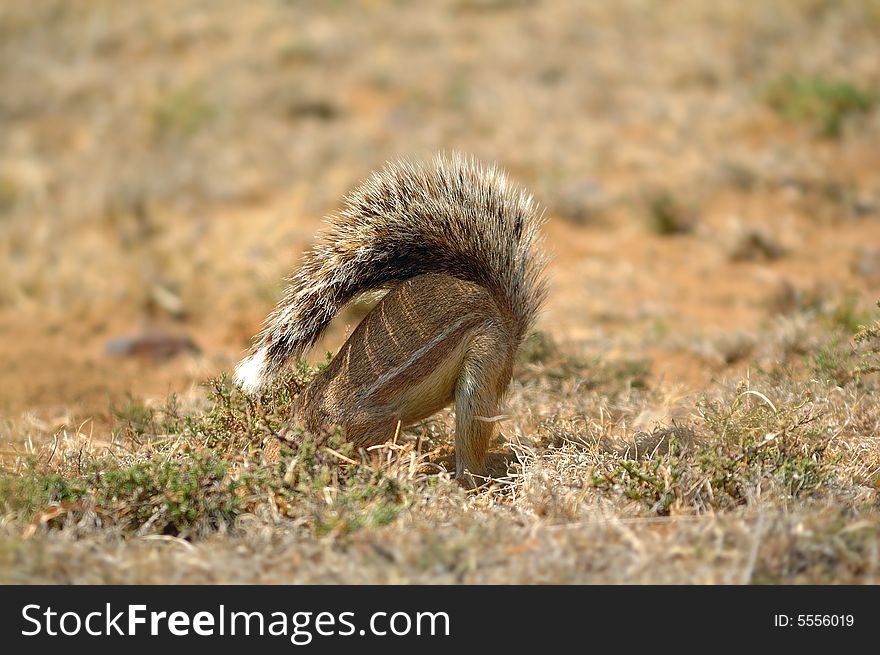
[234,152,547,393]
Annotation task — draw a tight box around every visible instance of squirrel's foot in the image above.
[455,470,477,490]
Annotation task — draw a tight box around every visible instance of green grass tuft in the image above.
[152,85,215,140]
[644,191,695,236]
[853,300,880,381]
[764,76,877,137]
[589,391,836,515]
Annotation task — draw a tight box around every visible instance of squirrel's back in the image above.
[234,153,547,394]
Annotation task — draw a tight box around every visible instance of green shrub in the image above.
[765,76,877,137]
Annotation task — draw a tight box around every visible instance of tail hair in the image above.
[234,152,547,393]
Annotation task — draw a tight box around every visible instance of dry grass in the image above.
[2,313,879,583]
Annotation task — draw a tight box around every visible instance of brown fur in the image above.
[298,274,516,476]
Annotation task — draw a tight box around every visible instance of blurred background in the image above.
[1,0,879,431]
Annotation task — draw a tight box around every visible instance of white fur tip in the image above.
[233,349,268,394]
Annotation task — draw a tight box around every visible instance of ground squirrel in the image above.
[234,153,547,479]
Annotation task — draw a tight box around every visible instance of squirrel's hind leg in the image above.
[453,324,515,481]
